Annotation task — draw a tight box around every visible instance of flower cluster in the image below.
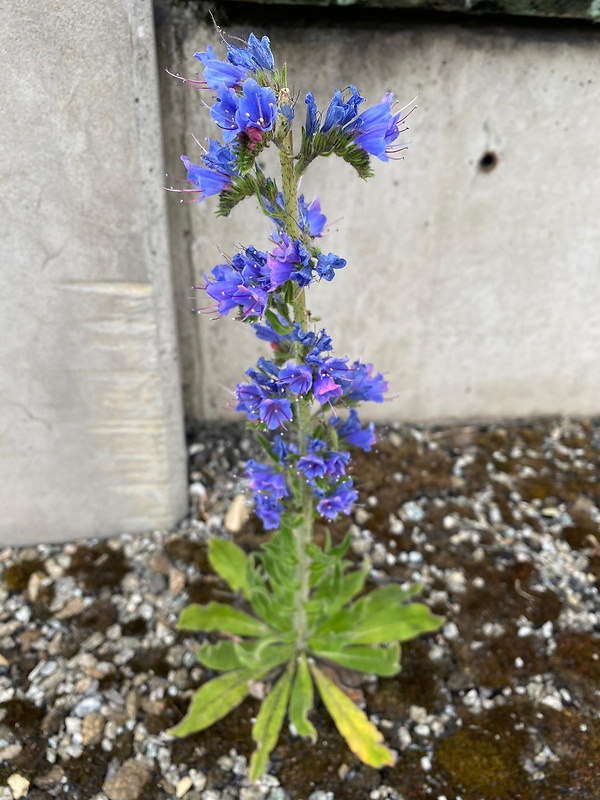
[167,31,411,532]
[305,86,410,162]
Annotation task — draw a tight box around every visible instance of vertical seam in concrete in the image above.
[125,0,187,521]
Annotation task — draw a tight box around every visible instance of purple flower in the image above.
[267,234,312,290]
[317,480,358,521]
[204,265,243,316]
[313,358,349,404]
[232,285,268,318]
[278,363,313,395]
[315,253,346,282]
[259,398,293,430]
[236,79,278,140]
[194,45,248,90]
[179,155,232,201]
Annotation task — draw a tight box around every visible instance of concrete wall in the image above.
[0,0,188,545]
[157,10,600,424]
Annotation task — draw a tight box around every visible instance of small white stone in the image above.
[420,755,432,772]
[443,622,459,641]
[7,774,29,799]
[515,657,524,668]
[176,776,194,797]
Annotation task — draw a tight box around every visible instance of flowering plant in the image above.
[168,30,443,779]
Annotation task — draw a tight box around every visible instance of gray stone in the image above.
[103,758,149,800]
[0,0,187,544]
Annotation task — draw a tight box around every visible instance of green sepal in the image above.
[249,661,294,780]
[348,602,445,645]
[313,643,401,677]
[177,602,270,638]
[296,127,374,180]
[208,540,250,599]
[310,663,395,768]
[289,654,317,742]
[265,308,293,335]
[168,668,259,737]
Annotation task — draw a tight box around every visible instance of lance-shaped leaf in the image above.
[315,583,423,635]
[249,662,294,780]
[312,643,401,677]
[289,654,317,742]
[348,603,444,645]
[177,602,270,637]
[169,668,257,737]
[310,663,396,769]
[208,540,250,598]
[235,640,294,670]
[196,640,244,671]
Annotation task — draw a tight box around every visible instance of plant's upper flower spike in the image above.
[194,45,248,90]
[227,33,275,72]
[235,79,278,138]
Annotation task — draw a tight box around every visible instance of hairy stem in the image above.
[278,90,313,652]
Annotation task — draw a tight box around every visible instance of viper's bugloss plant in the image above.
[167,30,443,779]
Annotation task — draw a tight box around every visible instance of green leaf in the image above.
[208,540,250,598]
[348,603,444,645]
[296,128,374,180]
[196,640,243,671]
[168,669,257,736]
[265,308,293,335]
[315,583,422,635]
[177,602,270,637]
[310,663,396,768]
[312,643,401,677]
[249,662,294,780]
[235,640,294,671]
[289,654,317,742]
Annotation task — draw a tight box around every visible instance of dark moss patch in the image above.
[0,698,45,735]
[164,536,212,572]
[66,543,129,591]
[129,647,171,678]
[73,597,118,633]
[121,616,149,637]
[3,558,45,592]
[538,710,600,797]
[436,705,534,799]
[550,631,600,705]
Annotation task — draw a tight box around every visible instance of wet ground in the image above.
[0,417,599,799]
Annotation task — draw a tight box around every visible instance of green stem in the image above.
[278,91,313,652]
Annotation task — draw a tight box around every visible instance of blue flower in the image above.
[278,363,313,395]
[236,79,278,140]
[342,362,388,403]
[235,383,266,418]
[315,253,346,282]
[324,451,350,480]
[203,265,244,316]
[298,195,327,238]
[211,85,241,142]
[348,93,403,162]
[305,92,318,136]
[317,480,358,521]
[297,454,327,481]
[332,410,376,452]
[195,45,248,90]
[246,460,288,497]
[259,398,293,430]
[321,86,364,132]
[227,33,274,72]
[267,234,312,290]
[254,493,284,529]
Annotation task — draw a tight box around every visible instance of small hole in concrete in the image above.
[479,151,498,173]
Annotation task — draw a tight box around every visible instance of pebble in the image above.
[7,774,29,800]
[176,776,194,797]
[73,696,102,717]
[103,758,149,800]
[443,622,460,641]
[401,501,425,522]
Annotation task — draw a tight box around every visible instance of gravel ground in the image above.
[1,417,599,800]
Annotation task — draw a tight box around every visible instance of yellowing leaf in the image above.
[249,663,294,780]
[310,663,396,769]
[177,602,270,637]
[168,669,256,737]
[289,654,317,742]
